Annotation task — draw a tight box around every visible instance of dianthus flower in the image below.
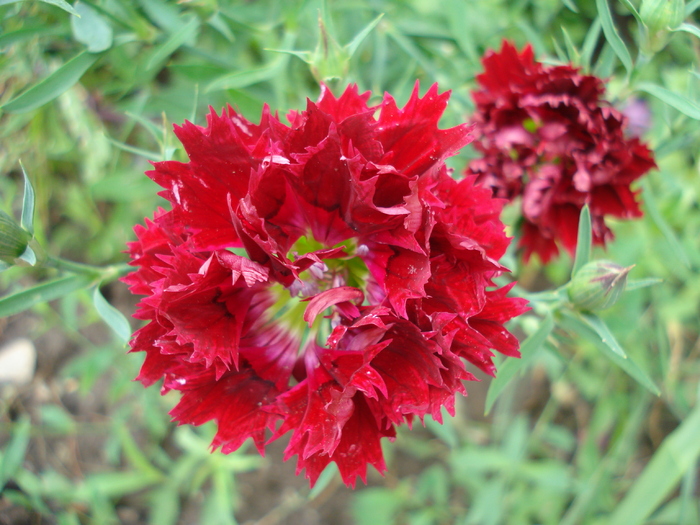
[124,84,528,487]
[467,41,656,263]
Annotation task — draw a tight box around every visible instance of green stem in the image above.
[45,255,132,282]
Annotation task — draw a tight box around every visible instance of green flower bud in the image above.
[0,210,32,266]
[568,260,633,312]
[640,0,685,54]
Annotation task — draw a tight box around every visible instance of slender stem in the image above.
[44,254,132,282]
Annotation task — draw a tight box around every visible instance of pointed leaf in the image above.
[636,82,700,120]
[71,1,113,53]
[596,0,633,74]
[19,161,34,236]
[581,17,602,70]
[673,22,700,40]
[640,179,691,267]
[2,51,100,113]
[625,277,663,291]
[579,312,627,358]
[609,401,700,525]
[559,310,660,395]
[619,0,643,24]
[308,463,339,500]
[93,286,131,343]
[146,15,199,71]
[572,205,591,277]
[485,313,554,415]
[18,245,36,266]
[345,14,384,57]
[0,274,95,318]
[0,415,31,491]
[0,0,79,16]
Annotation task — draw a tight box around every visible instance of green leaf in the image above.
[71,1,113,53]
[619,0,643,25]
[1,51,100,113]
[579,312,627,358]
[581,17,602,71]
[686,0,700,16]
[572,205,591,278]
[146,14,199,71]
[596,0,633,74]
[0,273,95,317]
[672,22,700,40]
[19,161,34,236]
[308,463,338,500]
[559,310,660,395]
[640,179,691,267]
[636,81,700,120]
[18,245,36,266]
[345,14,384,57]
[39,0,79,16]
[93,286,131,343]
[0,415,31,491]
[0,24,67,48]
[485,313,554,415]
[0,0,79,16]
[205,61,284,92]
[562,0,579,13]
[625,277,663,291]
[609,401,700,525]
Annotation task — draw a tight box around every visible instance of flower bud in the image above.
[0,210,31,266]
[640,0,685,54]
[568,260,633,311]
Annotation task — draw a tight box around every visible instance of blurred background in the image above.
[0,0,699,523]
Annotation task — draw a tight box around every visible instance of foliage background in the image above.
[0,0,699,523]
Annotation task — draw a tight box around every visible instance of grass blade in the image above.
[0,274,96,317]
[2,51,100,113]
[596,0,633,74]
[572,205,591,278]
[485,313,554,415]
[609,401,700,524]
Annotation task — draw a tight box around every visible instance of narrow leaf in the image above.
[636,81,700,120]
[39,0,79,16]
[93,286,131,343]
[71,1,113,53]
[579,312,627,358]
[673,23,700,39]
[596,0,633,74]
[562,0,579,13]
[19,161,35,236]
[308,463,338,500]
[609,402,700,524]
[18,245,36,266]
[572,205,591,277]
[345,14,384,57]
[146,15,199,71]
[2,51,100,113]
[581,17,602,71]
[0,274,95,317]
[0,415,31,491]
[485,313,554,414]
[205,61,283,92]
[625,277,663,291]
[559,311,660,395]
[619,0,643,25]
[641,179,691,267]
[686,0,700,16]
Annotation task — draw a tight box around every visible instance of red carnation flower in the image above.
[467,41,656,263]
[124,84,528,487]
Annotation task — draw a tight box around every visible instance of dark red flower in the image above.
[124,83,528,487]
[467,41,656,263]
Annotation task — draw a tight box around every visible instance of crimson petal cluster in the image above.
[467,41,656,263]
[124,84,528,487]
